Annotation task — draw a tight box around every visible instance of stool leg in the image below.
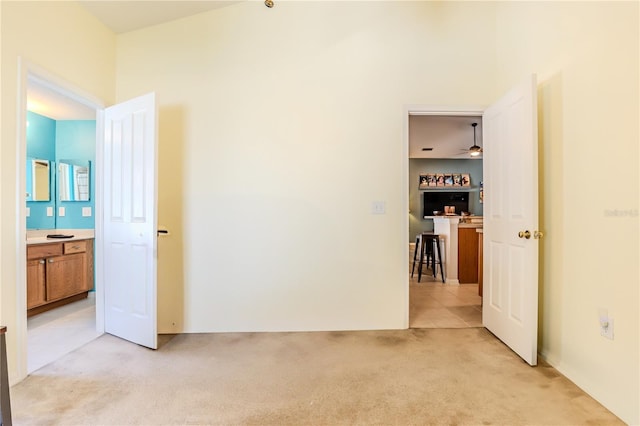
[417,237,426,283]
[435,238,445,283]
[411,236,420,278]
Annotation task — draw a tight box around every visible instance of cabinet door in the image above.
[27,259,47,309]
[46,253,87,301]
[458,228,479,283]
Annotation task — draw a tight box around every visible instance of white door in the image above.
[482,75,539,365]
[103,93,158,349]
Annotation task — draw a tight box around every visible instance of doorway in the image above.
[17,63,106,377]
[404,107,485,329]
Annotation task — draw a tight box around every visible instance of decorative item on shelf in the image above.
[444,174,453,186]
[419,174,438,189]
[419,175,428,189]
[479,181,484,203]
[420,172,471,189]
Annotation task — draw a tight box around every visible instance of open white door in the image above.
[103,93,158,349]
[482,75,539,365]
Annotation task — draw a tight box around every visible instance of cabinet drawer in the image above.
[27,243,62,260]
[64,240,87,254]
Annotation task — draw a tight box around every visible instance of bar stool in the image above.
[418,232,445,283]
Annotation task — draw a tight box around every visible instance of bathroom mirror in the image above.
[58,160,90,201]
[26,158,51,201]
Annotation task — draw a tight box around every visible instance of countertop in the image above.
[458,223,483,229]
[26,229,94,245]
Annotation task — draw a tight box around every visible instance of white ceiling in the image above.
[409,115,483,159]
[28,79,96,121]
[79,1,242,34]
[29,2,484,157]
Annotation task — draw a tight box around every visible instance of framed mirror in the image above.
[58,160,90,201]
[26,158,51,201]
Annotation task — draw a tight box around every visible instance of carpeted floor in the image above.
[11,328,622,425]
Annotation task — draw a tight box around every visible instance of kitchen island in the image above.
[427,216,482,284]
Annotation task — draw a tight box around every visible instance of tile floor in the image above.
[27,293,99,373]
[409,245,483,328]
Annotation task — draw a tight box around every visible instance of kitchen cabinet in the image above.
[27,239,93,316]
[478,229,483,297]
[458,227,480,283]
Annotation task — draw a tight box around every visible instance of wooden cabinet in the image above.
[478,230,483,298]
[26,259,46,308]
[27,239,94,316]
[458,227,480,284]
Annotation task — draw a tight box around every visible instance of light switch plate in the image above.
[26,207,30,217]
[82,207,92,217]
[46,207,54,217]
[59,207,66,217]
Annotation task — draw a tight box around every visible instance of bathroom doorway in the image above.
[21,68,103,374]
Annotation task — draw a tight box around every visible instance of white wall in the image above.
[494,2,639,424]
[1,1,636,423]
[115,2,499,334]
[0,2,116,383]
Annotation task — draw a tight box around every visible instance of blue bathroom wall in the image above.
[55,120,96,229]
[26,112,56,229]
[26,112,96,230]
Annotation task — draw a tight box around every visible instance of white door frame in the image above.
[15,58,106,381]
[402,105,485,328]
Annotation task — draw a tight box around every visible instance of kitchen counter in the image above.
[26,229,94,245]
[458,223,483,229]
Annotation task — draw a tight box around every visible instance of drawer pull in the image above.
[48,259,54,263]
[39,260,45,264]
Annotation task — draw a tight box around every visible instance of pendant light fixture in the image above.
[469,123,482,157]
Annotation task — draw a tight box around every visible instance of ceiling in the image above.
[79,1,242,34]
[29,2,484,158]
[409,115,483,159]
[28,79,96,121]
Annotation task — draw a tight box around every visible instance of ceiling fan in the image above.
[465,122,482,157]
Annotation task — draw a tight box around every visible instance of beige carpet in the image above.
[11,329,621,425]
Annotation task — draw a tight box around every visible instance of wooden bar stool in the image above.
[418,233,445,283]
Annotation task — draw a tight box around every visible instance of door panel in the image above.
[483,75,539,365]
[103,93,158,349]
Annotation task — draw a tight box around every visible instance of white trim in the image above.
[15,58,106,382]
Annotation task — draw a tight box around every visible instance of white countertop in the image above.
[26,229,94,245]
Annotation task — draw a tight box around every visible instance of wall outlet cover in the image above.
[82,207,92,217]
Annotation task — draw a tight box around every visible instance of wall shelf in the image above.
[421,186,479,191]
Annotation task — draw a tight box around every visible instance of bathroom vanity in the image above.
[26,231,94,317]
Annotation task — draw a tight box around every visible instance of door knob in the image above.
[534,231,544,239]
[518,230,531,239]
